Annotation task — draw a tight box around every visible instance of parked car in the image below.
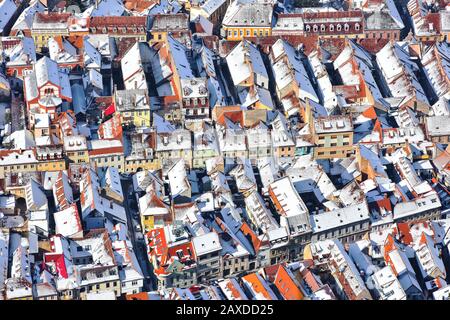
[135,224,141,232]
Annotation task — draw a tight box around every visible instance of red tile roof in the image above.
[358,38,390,55]
[90,16,147,28]
[302,10,364,20]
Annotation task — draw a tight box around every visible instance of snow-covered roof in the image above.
[25,178,48,211]
[223,0,273,27]
[269,176,311,235]
[54,204,83,238]
[426,115,450,136]
[156,129,191,151]
[11,0,45,33]
[393,193,441,221]
[271,39,319,103]
[63,135,87,151]
[192,232,222,256]
[370,266,406,300]
[376,41,428,105]
[310,201,370,234]
[87,0,125,17]
[226,40,268,87]
[167,35,194,80]
[4,129,35,150]
[0,0,17,33]
[314,115,353,134]
[217,278,248,300]
[245,190,279,232]
[0,229,8,292]
[168,159,191,197]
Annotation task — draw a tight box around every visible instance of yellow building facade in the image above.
[224,26,271,41]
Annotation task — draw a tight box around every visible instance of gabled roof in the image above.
[273,264,304,300]
[223,0,273,27]
[54,203,83,238]
[53,170,73,211]
[0,0,17,33]
[226,40,268,87]
[242,272,278,300]
[35,56,60,88]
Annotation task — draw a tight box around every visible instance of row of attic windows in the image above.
[305,23,360,33]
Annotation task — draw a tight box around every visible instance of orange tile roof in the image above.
[126,292,149,300]
[362,106,378,119]
[242,273,273,300]
[240,221,262,252]
[395,223,413,245]
[274,265,304,300]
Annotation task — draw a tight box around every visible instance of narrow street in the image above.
[121,178,157,291]
[10,92,25,132]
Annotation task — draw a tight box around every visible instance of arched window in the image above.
[355,23,360,31]
[337,24,342,31]
[320,24,326,32]
[344,23,349,31]
[313,25,318,32]
[329,24,334,31]
[305,25,311,32]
